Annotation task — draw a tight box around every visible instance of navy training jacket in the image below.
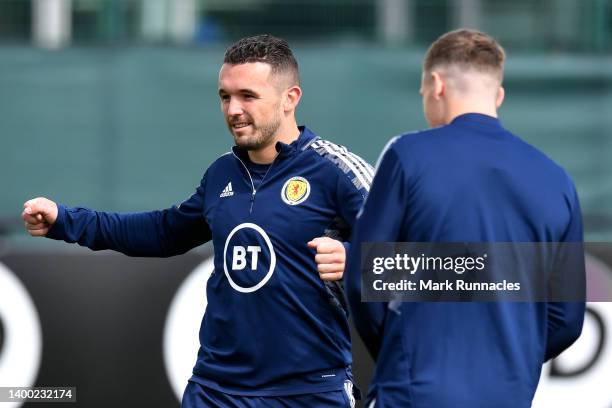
[47,126,373,396]
[345,113,586,407]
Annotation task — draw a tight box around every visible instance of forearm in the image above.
[345,251,387,358]
[47,204,206,257]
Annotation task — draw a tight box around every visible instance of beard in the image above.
[229,112,282,151]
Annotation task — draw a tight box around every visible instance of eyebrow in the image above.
[218,88,258,96]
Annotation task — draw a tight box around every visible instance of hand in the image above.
[22,197,59,237]
[307,237,346,281]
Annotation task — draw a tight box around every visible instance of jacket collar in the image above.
[451,113,502,128]
[232,126,319,161]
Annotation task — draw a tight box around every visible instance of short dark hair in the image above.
[224,34,300,85]
[424,29,505,81]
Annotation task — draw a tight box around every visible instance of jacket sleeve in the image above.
[328,152,374,257]
[334,160,372,232]
[344,144,407,359]
[46,174,212,257]
[545,184,586,360]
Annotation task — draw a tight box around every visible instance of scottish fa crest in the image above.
[281,176,310,205]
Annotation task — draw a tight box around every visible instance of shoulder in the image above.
[207,151,234,170]
[370,128,447,170]
[374,130,433,167]
[493,126,575,187]
[192,152,235,192]
[201,151,236,179]
[392,127,447,150]
[305,136,374,194]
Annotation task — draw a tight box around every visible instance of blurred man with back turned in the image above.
[345,29,585,407]
[23,34,369,407]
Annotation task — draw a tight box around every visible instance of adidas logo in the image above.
[220,182,234,198]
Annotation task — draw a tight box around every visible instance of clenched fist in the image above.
[307,237,346,281]
[22,197,59,237]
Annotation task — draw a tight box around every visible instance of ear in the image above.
[431,71,445,100]
[283,85,302,112]
[495,86,505,108]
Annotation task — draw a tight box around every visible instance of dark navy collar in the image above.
[232,125,318,161]
[451,113,502,128]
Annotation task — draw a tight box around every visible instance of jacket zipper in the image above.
[232,152,277,214]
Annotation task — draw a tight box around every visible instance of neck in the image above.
[444,98,498,125]
[247,119,300,164]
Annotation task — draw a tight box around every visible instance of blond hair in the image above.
[424,29,505,82]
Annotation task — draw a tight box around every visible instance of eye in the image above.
[243,94,256,100]
[219,94,230,102]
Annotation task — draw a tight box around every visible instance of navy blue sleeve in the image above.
[335,167,370,232]
[331,156,372,256]
[545,185,586,360]
[46,175,212,257]
[344,144,406,358]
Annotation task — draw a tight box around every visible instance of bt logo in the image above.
[232,246,262,271]
[223,223,276,293]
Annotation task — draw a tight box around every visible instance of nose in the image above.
[226,97,243,116]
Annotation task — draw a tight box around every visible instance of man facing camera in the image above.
[345,29,585,407]
[23,35,368,407]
